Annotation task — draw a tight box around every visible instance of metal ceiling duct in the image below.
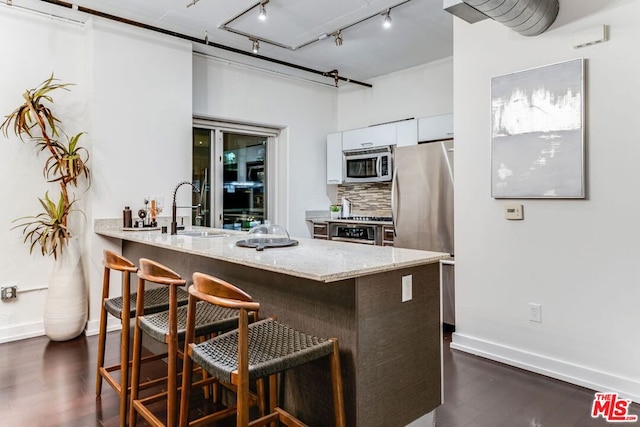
[446,0,559,36]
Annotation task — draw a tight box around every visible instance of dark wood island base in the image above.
[122,241,442,427]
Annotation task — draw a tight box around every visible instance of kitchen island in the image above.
[95,220,450,426]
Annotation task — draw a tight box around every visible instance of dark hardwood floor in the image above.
[436,332,640,427]
[0,329,637,426]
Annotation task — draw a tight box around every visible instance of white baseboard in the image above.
[85,317,122,336]
[0,321,45,344]
[451,332,640,404]
[0,317,121,343]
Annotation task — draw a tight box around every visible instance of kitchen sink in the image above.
[178,230,230,238]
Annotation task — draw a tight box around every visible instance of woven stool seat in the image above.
[129,258,247,427]
[179,272,345,427]
[105,286,188,319]
[192,318,334,383]
[140,300,239,343]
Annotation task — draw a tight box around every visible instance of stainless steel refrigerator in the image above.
[392,140,455,325]
[392,140,454,254]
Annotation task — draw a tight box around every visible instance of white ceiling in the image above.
[64,0,454,87]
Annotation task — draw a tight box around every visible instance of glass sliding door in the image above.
[221,132,267,230]
[192,121,277,230]
[192,128,211,227]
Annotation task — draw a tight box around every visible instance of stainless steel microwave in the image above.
[343,146,393,183]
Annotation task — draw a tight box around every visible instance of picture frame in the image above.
[491,58,585,198]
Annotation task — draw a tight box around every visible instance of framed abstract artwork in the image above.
[491,58,585,198]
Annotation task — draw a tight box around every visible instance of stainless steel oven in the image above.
[343,146,393,183]
[330,223,378,245]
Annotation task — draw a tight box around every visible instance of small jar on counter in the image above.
[123,206,133,228]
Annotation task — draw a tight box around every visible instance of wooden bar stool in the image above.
[128,259,246,427]
[96,250,189,427]
[179,272,346,427]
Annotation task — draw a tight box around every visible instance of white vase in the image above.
[43,237,88,341]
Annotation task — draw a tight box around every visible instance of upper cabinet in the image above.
[326,132,343,184]
[342,119,418,150]
[418,113,454,142]
[342,122,396,151]
[396,119,418,147]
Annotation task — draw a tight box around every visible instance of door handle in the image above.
[391,166,398,237]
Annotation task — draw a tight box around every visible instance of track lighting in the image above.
[186,0,199,7]
[334,30,343,47]
[252,39,260,54]
[383,9,392,28]
[258,1,267,21]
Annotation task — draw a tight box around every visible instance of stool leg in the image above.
[95,266,110,396]
[256,378,266,417]
[269,374,277,427]
[118,271,132,427]
[129,277,146,427]
[179,295,198,427]
[167,286,179,427]
[329,339,346,427]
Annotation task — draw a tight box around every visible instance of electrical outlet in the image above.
[529,303,542,323]
[402,275,412,302]
[1,285,18,301]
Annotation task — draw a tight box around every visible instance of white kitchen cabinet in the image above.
[342,122,396,151]
[396,119,418,147]
[418,113,454,142]
[326,132,343,184]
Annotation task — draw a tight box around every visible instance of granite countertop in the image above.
[94,219,449,283]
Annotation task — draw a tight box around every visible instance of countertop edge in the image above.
[95,224,450,283]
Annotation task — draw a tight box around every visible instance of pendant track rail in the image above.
[37,0,373,88]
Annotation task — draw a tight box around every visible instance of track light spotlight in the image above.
[383,9,392,28]
[252,39,260,54]
[334,30,343,47]
[258,2,267,21]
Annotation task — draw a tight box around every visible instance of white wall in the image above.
[192,55,338,237]
[0,8,193,341]
[337,57,453,131]
[86,19,193,334]
[452,0,640,401]
[0,6,87,342]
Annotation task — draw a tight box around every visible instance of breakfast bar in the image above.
[95,221,449,426]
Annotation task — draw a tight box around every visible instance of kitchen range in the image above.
[312,216,395,246]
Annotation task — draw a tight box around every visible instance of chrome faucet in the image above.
[171,181,202,235]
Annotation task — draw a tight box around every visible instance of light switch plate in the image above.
[504,204,524,220]
[402,275,412,302]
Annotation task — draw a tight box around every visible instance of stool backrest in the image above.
[103,250,137,273]
[190,272,259,311]
[137,258,185,287]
